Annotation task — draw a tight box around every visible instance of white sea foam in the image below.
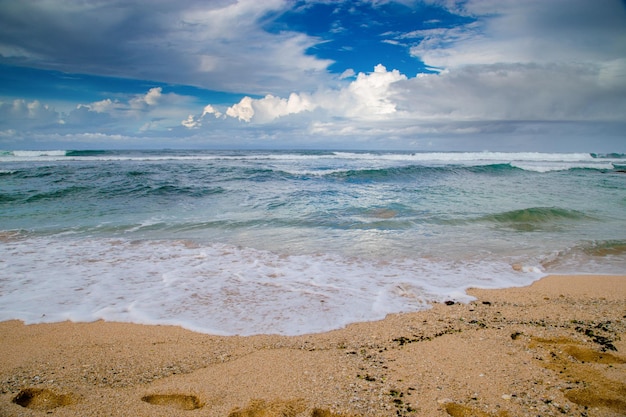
[332,152,618,172]
[1,150,618,173]
[0,237,545,336]
[332,151,597,162]
[509,161,616,172]
[11,150,68,157]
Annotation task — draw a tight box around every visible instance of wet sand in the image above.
[1,275,625,416]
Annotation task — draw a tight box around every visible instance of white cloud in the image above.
[0,0,334,95]
[144,87,162,106]
[411,0,626,70]
[218,64,407,124]
[393,63,626,122]
[1,87,201,135]
[247,93,317,123]
[66,104,112,126]
[339,69,356,79]
[85,99,118,113]
[0,99,61,128]
[130,87,163,109]
[342,64,407,117]
[182,103,225,128]
[201,104,222,118]
[188,58,626,149]
[226,96,255,122]
[182,0,625,145]
[178,104,228,130]
[598,58,626,89]
[181,115,199,129]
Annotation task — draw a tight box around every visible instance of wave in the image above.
[591,152,626,159]
[321,151,619,172]
[326,163,520,182]
[24,186,91,203]
[146,185,225,198]
[334,151,598,162]
[0,193,18,203]
[2,149,623,172]
[65,150,109,157]
[508,161,616,173]
[541,239,626,274]
[9,150,68,157]
[579,239,626,257]
[478,207,593,231]
[2,180,225,204]
[484,207,590,222]
[0,149,602,160]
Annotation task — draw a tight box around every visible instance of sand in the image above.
[0,274,624,417]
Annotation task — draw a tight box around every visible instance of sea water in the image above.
[1,150,625,335]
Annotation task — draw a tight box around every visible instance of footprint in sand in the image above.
[228,399,357,417]
[141,393,204,410]
[444,402,509,417]
[228,399,306,417]
[530,336,626,414]
[12,388,74,410]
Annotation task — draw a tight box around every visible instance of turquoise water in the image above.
[1,150,625,335]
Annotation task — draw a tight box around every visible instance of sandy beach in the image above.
[0,274,624,417]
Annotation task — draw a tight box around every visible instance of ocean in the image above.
[1,150,625,335]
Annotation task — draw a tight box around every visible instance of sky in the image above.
[0,0,625,151]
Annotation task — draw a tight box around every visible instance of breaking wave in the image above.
[478,207,594,231]
[1,150,623,172]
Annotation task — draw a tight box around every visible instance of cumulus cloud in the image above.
[207,59,625,127]
[181,115,200,129]
[181,58,625,150]
[181,104,224,128]
[201,105,222,118]
[342,64,407,118]
[116,88,196,130]
[1,87,199,135]
[65,104,113,126]
[85,99,120,114]
[143,87,163,106]
[209,64,406,124]
[130,87,164,109]
[0,99,61,129]
[223,93,317,123]
[225,96,255,122]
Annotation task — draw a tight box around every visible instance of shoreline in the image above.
[1,274,625,416]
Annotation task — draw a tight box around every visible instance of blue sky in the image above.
[0,0,625,151]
